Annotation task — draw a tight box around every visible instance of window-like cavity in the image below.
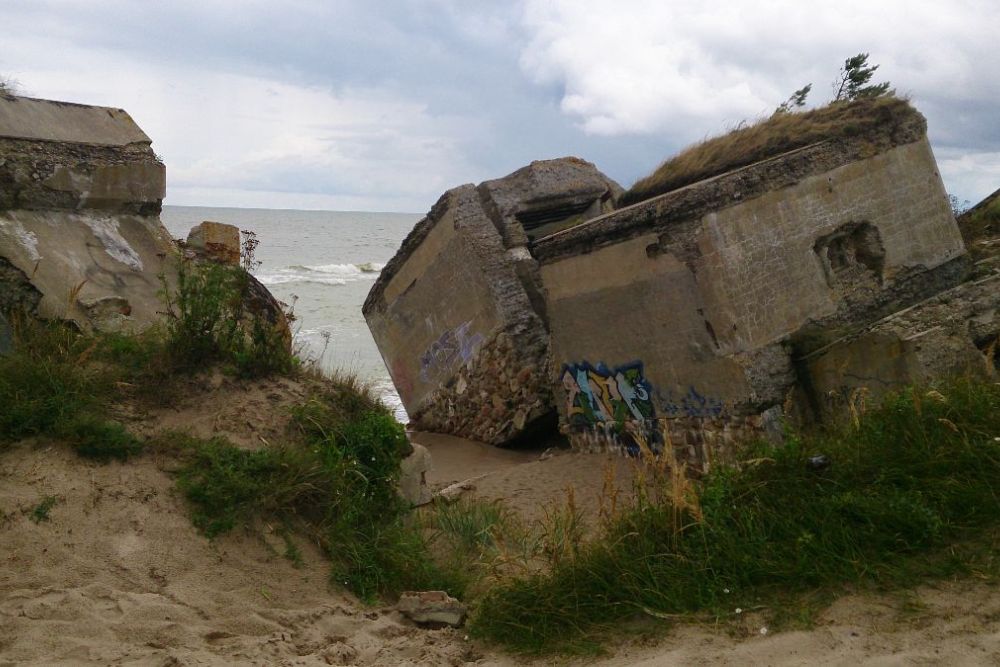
[814,222,885,288]
[517,199,600,242]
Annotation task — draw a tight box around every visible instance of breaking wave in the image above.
[256,261,385,286]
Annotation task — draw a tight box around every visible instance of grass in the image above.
[162,259,295,378]
[28,495,58,524]
[0,257,295,459]
[469,378,1000,654]
[0,317,141,460]
[168,392,462,602]
[620,96,923,207]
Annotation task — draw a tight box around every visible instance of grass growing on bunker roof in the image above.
[470,378,1000,654]
[620,96,923,207]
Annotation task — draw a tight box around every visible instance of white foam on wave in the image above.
[256,261,385,287]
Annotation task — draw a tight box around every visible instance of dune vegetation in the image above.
[620,96,923,207]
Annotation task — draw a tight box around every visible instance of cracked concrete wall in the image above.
[798,272,999,420]
[364,158,620,445]
[537,133,967,465]
[364,186,552,445]
[0,95,175,334]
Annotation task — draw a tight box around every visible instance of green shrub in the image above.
[471,379,1000,653]
[174,436,327,537]
[174,395,458,601]
[162,260,294,378]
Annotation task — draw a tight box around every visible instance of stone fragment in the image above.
[79,296,132,333]
[398,443,432,506]
[187,221,240,266]
[434,474,488,503]
[397,591,467,627]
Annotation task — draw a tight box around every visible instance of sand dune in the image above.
[2,422,999,665]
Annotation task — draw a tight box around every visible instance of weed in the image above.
[471,378,1000,654]
[29,495,58,524]
[241,229,262,273]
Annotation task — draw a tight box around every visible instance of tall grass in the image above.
[0,317,141,460]
[162,260,295,378]
[621,96,922,206]
[471,379,1000,653]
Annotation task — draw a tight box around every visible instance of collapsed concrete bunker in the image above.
[0,94,175,341]
[364,158,622,445]
[0,94,290,354]
[367,98,999,463]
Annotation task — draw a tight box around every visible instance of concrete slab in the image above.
[0,96,151,145]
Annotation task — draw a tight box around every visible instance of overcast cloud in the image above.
[2,0,998,211]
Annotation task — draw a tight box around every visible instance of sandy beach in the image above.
[3,410,999,665]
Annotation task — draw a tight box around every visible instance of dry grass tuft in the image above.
[621,96,923,207]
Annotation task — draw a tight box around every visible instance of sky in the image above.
[3,0,998,213]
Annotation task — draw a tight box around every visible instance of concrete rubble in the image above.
[398,443,433,506]
[185,221,241,266]
[396,590,467,627]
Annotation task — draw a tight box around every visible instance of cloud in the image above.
[2,1,998,208]
[517,0,1000,201]
[1,8,490,211]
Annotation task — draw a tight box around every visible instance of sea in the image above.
[160,205,420,421]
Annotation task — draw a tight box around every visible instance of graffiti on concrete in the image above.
[660,385,725,418]
[561,361,655,428]
[419,321,484,383]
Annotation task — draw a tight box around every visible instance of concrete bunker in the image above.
[536,101,969,465]
[368,98,993,464]
[363,158,622,446]
[0,94,176,334]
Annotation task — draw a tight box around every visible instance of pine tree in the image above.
[833,53,892,101]
[775,84,812,114]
